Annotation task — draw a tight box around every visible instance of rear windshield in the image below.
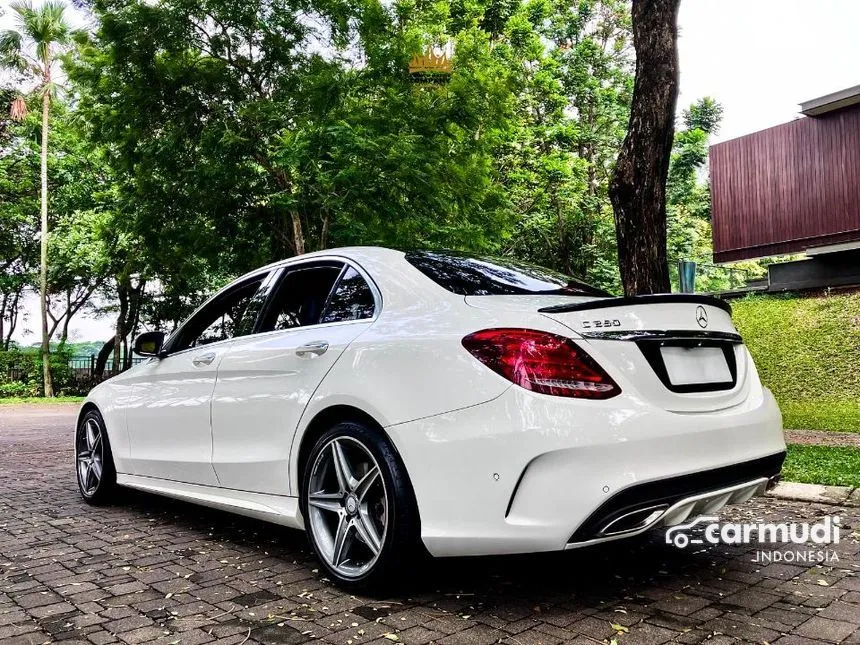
[404,251,610,297]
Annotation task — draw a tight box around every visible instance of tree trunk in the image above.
[94,339,114,377]
[3,289,21,351]
[39,76,54,396]
[319,212,330,250]
[608,0,680,296]
[290,211,305,255]
[113,283,129,375]
[0,292,6,349]
[124,281,144,369]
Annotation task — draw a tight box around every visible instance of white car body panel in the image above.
[80,246,786,558]
[212,319,373,495]
[116,473,303,529]
[388,384,783,556]
[122,347,225,485]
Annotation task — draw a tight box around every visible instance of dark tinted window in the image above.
[259,265,342,331]
[172,276,266,351]
[321,267,376,323]
[405,251,610,297]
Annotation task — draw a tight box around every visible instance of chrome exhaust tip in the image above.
[568,476,770,549]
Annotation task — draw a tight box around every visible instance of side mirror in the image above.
[133,331,166,358]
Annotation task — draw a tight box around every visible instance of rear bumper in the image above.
[565,456,782,548]
[386,385,785,557]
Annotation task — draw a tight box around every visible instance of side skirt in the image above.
[116,473,304,530]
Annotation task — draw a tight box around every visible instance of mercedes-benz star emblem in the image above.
[695,305,709,328]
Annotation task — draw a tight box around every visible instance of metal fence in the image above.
[5,354,145,385]
[67,355,146,381]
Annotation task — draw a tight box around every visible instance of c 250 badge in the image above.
[582,319,621,329]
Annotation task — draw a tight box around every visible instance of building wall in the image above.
[710,105,860,262]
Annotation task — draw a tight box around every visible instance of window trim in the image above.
[161,269,274,357]
[254,260,345,334]
[161,256,382,356]
[319,264,378,325]
[253,258,381,337]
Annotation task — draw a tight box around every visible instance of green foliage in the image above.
[503,0,632,290]
[780,400,860,434]
[682,96,722,134]
[0,98,118,346]
[732,293,860,431]
[66,0,634,299]
[0,345,76,395]
[665,96,771,294]
[69,0,516,283]
[782,445,860,487]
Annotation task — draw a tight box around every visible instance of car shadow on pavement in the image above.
[115,485,732,603]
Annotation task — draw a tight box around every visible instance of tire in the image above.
[75,408,118,505]
[300,421,420,590]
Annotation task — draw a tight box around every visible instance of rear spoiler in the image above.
[538,293,732,315]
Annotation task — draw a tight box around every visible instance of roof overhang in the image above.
[800,85,860,116]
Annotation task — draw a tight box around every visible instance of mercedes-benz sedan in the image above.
[76,247,786,588]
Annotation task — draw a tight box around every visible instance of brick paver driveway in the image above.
[1,404,858,645]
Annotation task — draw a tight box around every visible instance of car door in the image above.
[124,272,272,485]
[210,261,378,495]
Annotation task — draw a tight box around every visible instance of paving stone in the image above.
[721,588,782,613]
[795,616,857,643]
[2,404,860,645]
[768,481,853,505]
[650,593,711,616]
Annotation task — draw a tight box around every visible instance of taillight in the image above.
[462,328,620,399]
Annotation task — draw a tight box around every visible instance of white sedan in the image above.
[76,247,786,588]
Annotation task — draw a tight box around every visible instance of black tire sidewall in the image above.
[76,409,117,505]
[300,421,419,590]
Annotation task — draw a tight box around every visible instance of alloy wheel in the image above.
[77,417,104,496]
[307,436,388,579]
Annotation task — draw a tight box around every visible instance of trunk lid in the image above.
[467,294,752,413]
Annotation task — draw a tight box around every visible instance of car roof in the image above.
[242,246,403,277]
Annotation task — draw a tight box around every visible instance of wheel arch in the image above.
[293,405,419,515]
[295,404,390,495]
[76,401,101,427]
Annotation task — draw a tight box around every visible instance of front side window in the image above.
[171,276,267,352]
[320,267,376,323]
[404,251,610,297]
[259,265,343,332]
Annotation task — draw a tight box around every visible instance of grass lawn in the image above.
[781,399,860,433]
[0,396,85,405]
[782,444,860,488]
[732,293,860,433]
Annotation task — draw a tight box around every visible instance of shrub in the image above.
[0,346,79,397]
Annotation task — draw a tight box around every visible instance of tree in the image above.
[683,96,722,134]
[69,0,521,299]
[1,0,74,395]
[0,130,38,349]
[474,0,632,293]
[666,97,767,292]
[0,87,38,349]
[608,0,680,296]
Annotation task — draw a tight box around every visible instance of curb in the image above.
[766,481,859,507]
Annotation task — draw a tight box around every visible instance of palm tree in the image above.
[1,1,73,396]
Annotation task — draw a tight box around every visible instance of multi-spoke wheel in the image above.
[301,421,420,589]
[75,409,117,504]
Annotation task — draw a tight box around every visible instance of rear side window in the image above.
[321,267,376,323]
[259,265,343,331]
[404,251,609,297]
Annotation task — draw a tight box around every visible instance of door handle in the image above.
[296,341,329,357]
[191,352,216,367]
